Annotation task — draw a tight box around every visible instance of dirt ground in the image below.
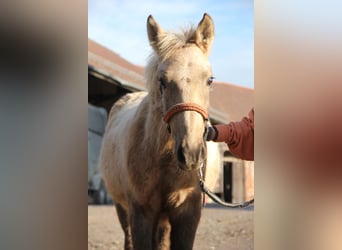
[88,204,254,250]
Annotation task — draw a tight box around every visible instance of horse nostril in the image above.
[176,146,186,164]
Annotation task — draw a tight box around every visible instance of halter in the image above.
[163,103,208,124]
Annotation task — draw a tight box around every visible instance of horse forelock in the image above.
[156,25,196,60]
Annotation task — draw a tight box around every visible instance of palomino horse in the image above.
[99,13,215,250]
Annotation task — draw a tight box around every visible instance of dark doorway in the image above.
[223,162,232,202]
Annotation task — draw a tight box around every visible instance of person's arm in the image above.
[207,109,254,161]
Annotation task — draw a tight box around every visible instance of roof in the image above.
[88,38,253,123]
[88,39,145,91]
[209,82,253,122]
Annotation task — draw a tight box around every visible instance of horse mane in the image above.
[145,25,196,92]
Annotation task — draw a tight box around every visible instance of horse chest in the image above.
[159,168,199,208]
[129,154,199,208]
[165,186,196,208]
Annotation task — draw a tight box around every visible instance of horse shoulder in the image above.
[100,92,148,204]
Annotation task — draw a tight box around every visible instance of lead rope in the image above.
[198,163,254,208]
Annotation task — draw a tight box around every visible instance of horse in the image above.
[99,13,215,250]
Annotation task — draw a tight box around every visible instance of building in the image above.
[88,39,254,204]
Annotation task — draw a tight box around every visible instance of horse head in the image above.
[147,13,215,171]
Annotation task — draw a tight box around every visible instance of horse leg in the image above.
[130,204,156,250]
[169,198,202,250]
[115,203,133,250]
[154,214,171,250]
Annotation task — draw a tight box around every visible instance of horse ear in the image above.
[147,15,164,52]
[194,13,215,56]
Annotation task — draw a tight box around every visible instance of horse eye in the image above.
[207,76,215,86]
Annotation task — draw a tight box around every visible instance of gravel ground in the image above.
[88,204,253,250]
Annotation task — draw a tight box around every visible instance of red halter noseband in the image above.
[163,103,208,124]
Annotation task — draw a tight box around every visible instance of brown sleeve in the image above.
[214,109,254,161]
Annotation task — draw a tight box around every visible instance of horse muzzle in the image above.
[163,102,209,171]
[176,141,206,171]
